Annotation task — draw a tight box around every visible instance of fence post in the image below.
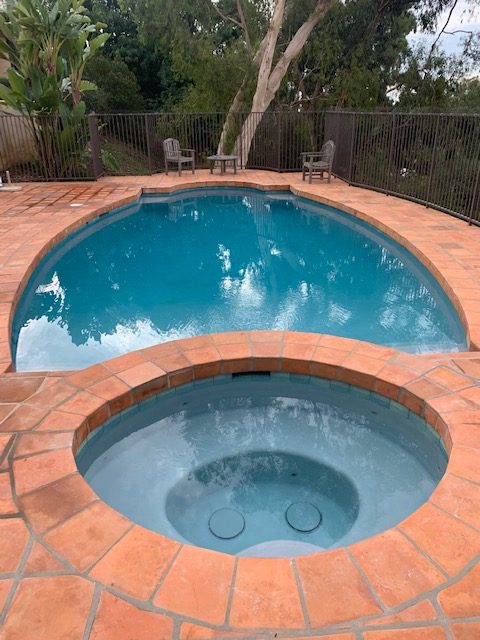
[277,112,282,172]
[144,114,153,175]
[239,112,244,170]
[348,113,356,183]
[468,163,480,225]
[386,113,396,194]
[88,114,103,179]
[426,115,440,208]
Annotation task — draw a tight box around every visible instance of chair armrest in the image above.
[180,148,195,156]
[301,152,325,160]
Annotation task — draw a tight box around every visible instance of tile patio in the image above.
[0,171,479,639]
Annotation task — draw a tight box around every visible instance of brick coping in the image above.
[3,332,480,637]
[1,170,480,375]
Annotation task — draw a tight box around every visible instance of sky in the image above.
[408,0,480,61]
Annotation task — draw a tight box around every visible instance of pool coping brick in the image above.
[0,171,480,638]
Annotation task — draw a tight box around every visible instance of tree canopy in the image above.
[111,0,479,112]
[1,0,478,115]
[84,0,183,110]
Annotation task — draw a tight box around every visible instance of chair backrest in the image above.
[322,140,335,167]
[163,138,181,160]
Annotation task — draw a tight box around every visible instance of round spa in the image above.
[76,372,447,557]
[13,187,466,371]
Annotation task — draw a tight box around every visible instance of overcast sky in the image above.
[408,0,480,61]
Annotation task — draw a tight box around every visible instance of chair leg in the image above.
[328,169,331,183]
[192,159,195,174]
[165,162,168,176]
[178,162,181,177]
[309,165,313,184]
[302,166,305,181]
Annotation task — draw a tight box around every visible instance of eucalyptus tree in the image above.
[233,0,338,161]
[123,0,338,160]
[125,0,469,163]
[72,0,480,165]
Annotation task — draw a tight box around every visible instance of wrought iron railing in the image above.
[0,112,94,181]
[326,111,480,225]
[91,111,326,175]
[0,110,478,224]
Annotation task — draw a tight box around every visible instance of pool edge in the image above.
[4,171,480,374]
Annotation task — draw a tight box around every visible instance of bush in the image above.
[84,54,145,113]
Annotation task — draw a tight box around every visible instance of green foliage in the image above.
[170,37,250,111]
[453,78,480,111]
[286,0,416,109]
[100,146,120,171]
[395,45,466,109]
[84,53,145,111]
[85,0,183,109]
[1,0,477,182]
[0,0,108,115]
[115,0,479,113]
[120,0,269,111]
[0,0,109,178]
[116,0,410,110]
[101,140,150,174]
[349,112,480,220]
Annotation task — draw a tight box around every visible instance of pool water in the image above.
[76,374,447,557]
[14,188,466,371]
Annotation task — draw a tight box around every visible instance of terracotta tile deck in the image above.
[0,171,479,638]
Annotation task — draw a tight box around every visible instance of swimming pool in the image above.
[13,187,466,371]
[76,373,447,556]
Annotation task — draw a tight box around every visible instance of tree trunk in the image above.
[231,0,285,164]
[216,16,272,155]
[232,0,334,168]
[233,111,264,167]
[217,77,247,154]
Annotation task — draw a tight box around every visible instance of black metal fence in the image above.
[0,113,94,181]
[0,110,478,224]
[326,111,480,225]
[93,111,326,175]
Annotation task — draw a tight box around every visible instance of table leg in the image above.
[210,163,213,175]
[221,160,225,176]
[234,159,237,174]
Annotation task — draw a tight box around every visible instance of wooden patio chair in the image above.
[301,140,335,184]
[163,138,195,176]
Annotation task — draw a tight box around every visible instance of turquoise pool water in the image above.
[76,374,447,556]
[13,188,466,370]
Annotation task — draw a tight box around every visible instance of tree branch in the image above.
[217,74,249,153]
[426,0,459,65]
[251,0,286,111]
[236,0,252,55]
[444,29,474,35]
[385,83,401,94]
[210,0,243,31]
[267,0,334,98]
[359,0,392,50]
